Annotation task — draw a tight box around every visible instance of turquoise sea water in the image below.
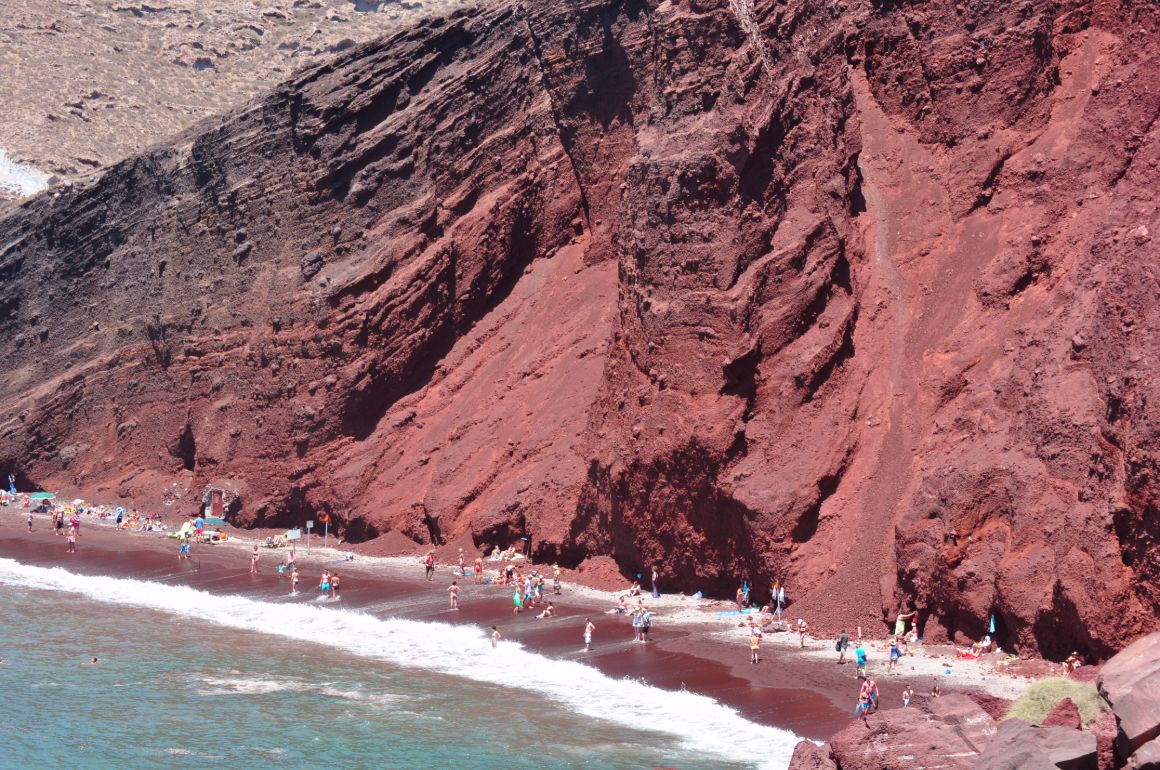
[0,559,798,769]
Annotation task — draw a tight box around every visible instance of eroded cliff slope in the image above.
[1,0,1157,657]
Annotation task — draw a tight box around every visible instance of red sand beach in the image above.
[0,508,1034,743]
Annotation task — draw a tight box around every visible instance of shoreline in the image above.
[0,506,1040,743]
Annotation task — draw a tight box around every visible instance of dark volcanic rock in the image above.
[787,741,836,770]
[1099,632,1160,763]
[827,694,995,770]
[0,0,1157,660]
[974,718,1098,770]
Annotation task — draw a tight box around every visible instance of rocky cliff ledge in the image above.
[1,0,1156,656]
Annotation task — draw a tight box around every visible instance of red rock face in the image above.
[0,0,1157,657]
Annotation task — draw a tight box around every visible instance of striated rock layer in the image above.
[1,0,1157,657]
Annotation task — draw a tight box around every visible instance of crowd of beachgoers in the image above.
[1,486,1044,716]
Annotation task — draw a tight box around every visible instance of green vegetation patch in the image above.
[1005,677,1109,725]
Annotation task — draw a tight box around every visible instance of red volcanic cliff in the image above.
[0,0,1157,658]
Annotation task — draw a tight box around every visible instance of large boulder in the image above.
[1098,632,1160,760]
[974,718,1097,770]
[1126,737,1160,769]
[828,694,995,770]
[787,741,836,770]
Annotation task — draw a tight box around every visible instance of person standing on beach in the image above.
[424,551,435,581]
[330,573,341,600]
[448,580,459,610]
[250,545,260,575]
[888,637,902,673]
[797,618,808,648]
[584,618,595,651]
[894,610,916,638]
[836,629,850,664]
[856,677,873,718]
[490,626,502,648]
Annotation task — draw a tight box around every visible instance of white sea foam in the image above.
[0,149,51,198]
[0,558,799,769]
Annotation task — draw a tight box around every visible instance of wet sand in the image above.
[0,512,972,742]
